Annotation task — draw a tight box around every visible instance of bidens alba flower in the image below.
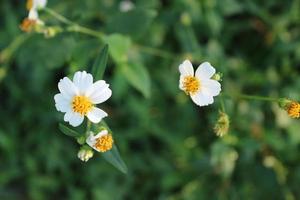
[179,60,221,106]
[86,130,114,153]
[54,71,112,127]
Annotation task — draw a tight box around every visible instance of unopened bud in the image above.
[77,146,94,162]
[214,111,230,137]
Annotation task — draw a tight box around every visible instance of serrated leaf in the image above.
[102,144,128,174]
[104,34,131,64]
[59,123,81,138]
[120,62,151,98]
[91,44,109,80]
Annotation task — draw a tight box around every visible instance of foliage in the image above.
[0,0,300,199]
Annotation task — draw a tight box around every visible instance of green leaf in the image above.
[106,9,157,39]
[102,144,128,174]
[59,123,81,138]
[104,34,131,64]
[91,44,109,80]
[120,62,151,98]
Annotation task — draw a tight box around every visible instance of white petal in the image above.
[201,79,221,97]
[179,60,194,76]
[86,107,108,123]
[179,75,185,90]
[86,80,112,104]
[28,9,38,19]
[195,62,216,79]
[73,71,93,94]
[58,77,78,98]
[64,111,84,127]
[190,91,214,106]
[54,93,71,112]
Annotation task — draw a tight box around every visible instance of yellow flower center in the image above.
[287,102,300,118]
[94,134,114,152]
[20,18,37,32]
[72,96,92,116]
[26,0,33,10]
[183,76,200,95]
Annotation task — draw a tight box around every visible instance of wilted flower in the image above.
[179,60,221,106]
[214,111,230,137]
[77,146,94,162]
[86,129,114,153]
[54,71,112,127]
[278,98,300,118]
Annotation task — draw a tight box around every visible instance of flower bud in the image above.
[212,72,223,81]
[77,146,94,162]
[214,111,230,137]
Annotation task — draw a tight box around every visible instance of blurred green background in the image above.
[1,0,300,199]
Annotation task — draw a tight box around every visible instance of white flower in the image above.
[54,71,112,127]
[179,60,221,106]
[119,0,135,12]
[27,0,47,11]
[86,130,114,153]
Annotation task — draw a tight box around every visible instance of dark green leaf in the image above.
[91,44,109,80]
[102,144,128,174]
[104,34,131,64]
[120,62,151,98]
[59,123,81,138]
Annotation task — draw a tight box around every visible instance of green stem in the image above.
[220,95,226,112]
[224,93,279,102]
[86,121,92,136]
[43,7,104,39]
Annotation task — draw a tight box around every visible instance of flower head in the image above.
[214,111,230,137]
[54,71,112,127]
[86,130,114,153]
[179,60,221,106]
[278,98,300,118]
[77,146,94,162]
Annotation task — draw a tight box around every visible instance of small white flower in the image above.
[54,71,112,127]
[119,0,135,12]
[86,130,114,153]
[179,60,221,106]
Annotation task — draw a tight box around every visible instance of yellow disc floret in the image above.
[72,96,92,115]
[26,0,33,10]
[94,134,114,152]
[183,76,200,95]
[287,102,300,118]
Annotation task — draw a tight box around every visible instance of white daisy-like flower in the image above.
[86,130,114,153]
[27,0,47,11]
[179,60,221,106]
[54,71,112,127]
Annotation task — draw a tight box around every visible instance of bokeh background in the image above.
[1,0,300,199]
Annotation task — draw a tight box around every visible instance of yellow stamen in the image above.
[183,76,200,95]
[94,134,114,152]
[26,0,33,10]
[20,18,37,32]
[287,102,300,118]
[72,96,92,116]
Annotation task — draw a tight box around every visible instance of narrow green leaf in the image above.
[120,62,151,98]
[59,123,81,138]
[91,44,109,80]
[102,144,128,174]
[104,34,131,64]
